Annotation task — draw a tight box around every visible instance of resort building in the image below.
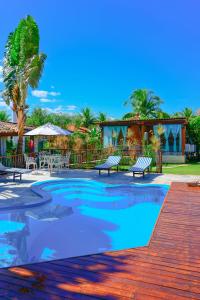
[0,121,33,155]
[99,117,187,163]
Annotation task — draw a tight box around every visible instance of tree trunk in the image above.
[17,109,25,155]
[156,150,162,173]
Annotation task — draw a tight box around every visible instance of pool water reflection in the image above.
[0,179,169,268]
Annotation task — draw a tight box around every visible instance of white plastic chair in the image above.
[62,152,71,168]
[24,154,37,170]
[48,155,63,173]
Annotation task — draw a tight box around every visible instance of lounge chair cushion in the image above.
[95,156,121,170]
[129,157,152,172]
[0,163,31,174]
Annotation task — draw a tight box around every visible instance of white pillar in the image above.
[12,111,17,123]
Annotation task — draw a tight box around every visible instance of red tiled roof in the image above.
[0,121,34,136]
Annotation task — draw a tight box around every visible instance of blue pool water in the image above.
[0,179,169,268]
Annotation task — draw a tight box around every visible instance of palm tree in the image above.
[122,112,136,120]
[80,107,96,128]
[0,111,10,121]
[2,15,46,154]
[125,89,163,119]
[97,112,107,122]
[181,107,193,121]
[156,110,171,119]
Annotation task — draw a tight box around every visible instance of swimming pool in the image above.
[0,179,169,268]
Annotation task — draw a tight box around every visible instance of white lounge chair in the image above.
[95,155,121,175]
[129,157,152,178]
[0,163,31,181]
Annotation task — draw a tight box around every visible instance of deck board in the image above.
[0,182,200,299]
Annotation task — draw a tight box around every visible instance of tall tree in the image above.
[172,108,193,121]
[156,110,171,119]
[26,108,48,126]
[122,112,136,120]
[0,111,10,122]
[181,107,193,121]
[80,107,96,128]
[2,15,46,154]
[125,89,163,119]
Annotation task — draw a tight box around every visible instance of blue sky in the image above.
[0,0,200,118]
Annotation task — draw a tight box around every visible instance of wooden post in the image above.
[182,125,186,155]
[141,124,145,155]
[156,150,162,173]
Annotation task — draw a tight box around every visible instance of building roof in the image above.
[98,117,188,126]
[0,121,34,136]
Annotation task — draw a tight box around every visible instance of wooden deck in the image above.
[0,182,200,299]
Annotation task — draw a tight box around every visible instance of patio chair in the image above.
[62,152,71,168]
[24,154,37,170]
[95,155,121,175]
[0,163,31,181]
[48,155,63,173]
[129,156,152,178]
[39,154,50,169]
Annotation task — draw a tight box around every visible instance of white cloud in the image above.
[0,101,11,112]
[46,105,63,113]
[32,90,61,98]
[49,91,60,97]
[32,90,48,98]
[0,101,7,107]
[40,98,56,103]
[66,105,77,111]
[67,112,75,116]
[54,105,63,113]
[45,105,76,115]
[0,65,3,83]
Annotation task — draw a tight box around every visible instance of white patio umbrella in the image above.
[24,123,72,136]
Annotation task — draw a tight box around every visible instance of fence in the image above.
[0,146,162,172]
[0,154,25,168]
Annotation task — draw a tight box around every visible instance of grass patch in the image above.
[152,163,200,175]
[70,161,200,175]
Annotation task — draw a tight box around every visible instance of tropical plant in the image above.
[86,127,101,148]
[188,116,200,147]
[156,110,171,119]
[97,112,107,122]
[80,107,96,128]
[172,107,193,121]
[2,15,46,154]
[0,110,10,121]
[181,107,194,121]
[26,108,48,126]
[122,112,136,120]
[124,89,163,119]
